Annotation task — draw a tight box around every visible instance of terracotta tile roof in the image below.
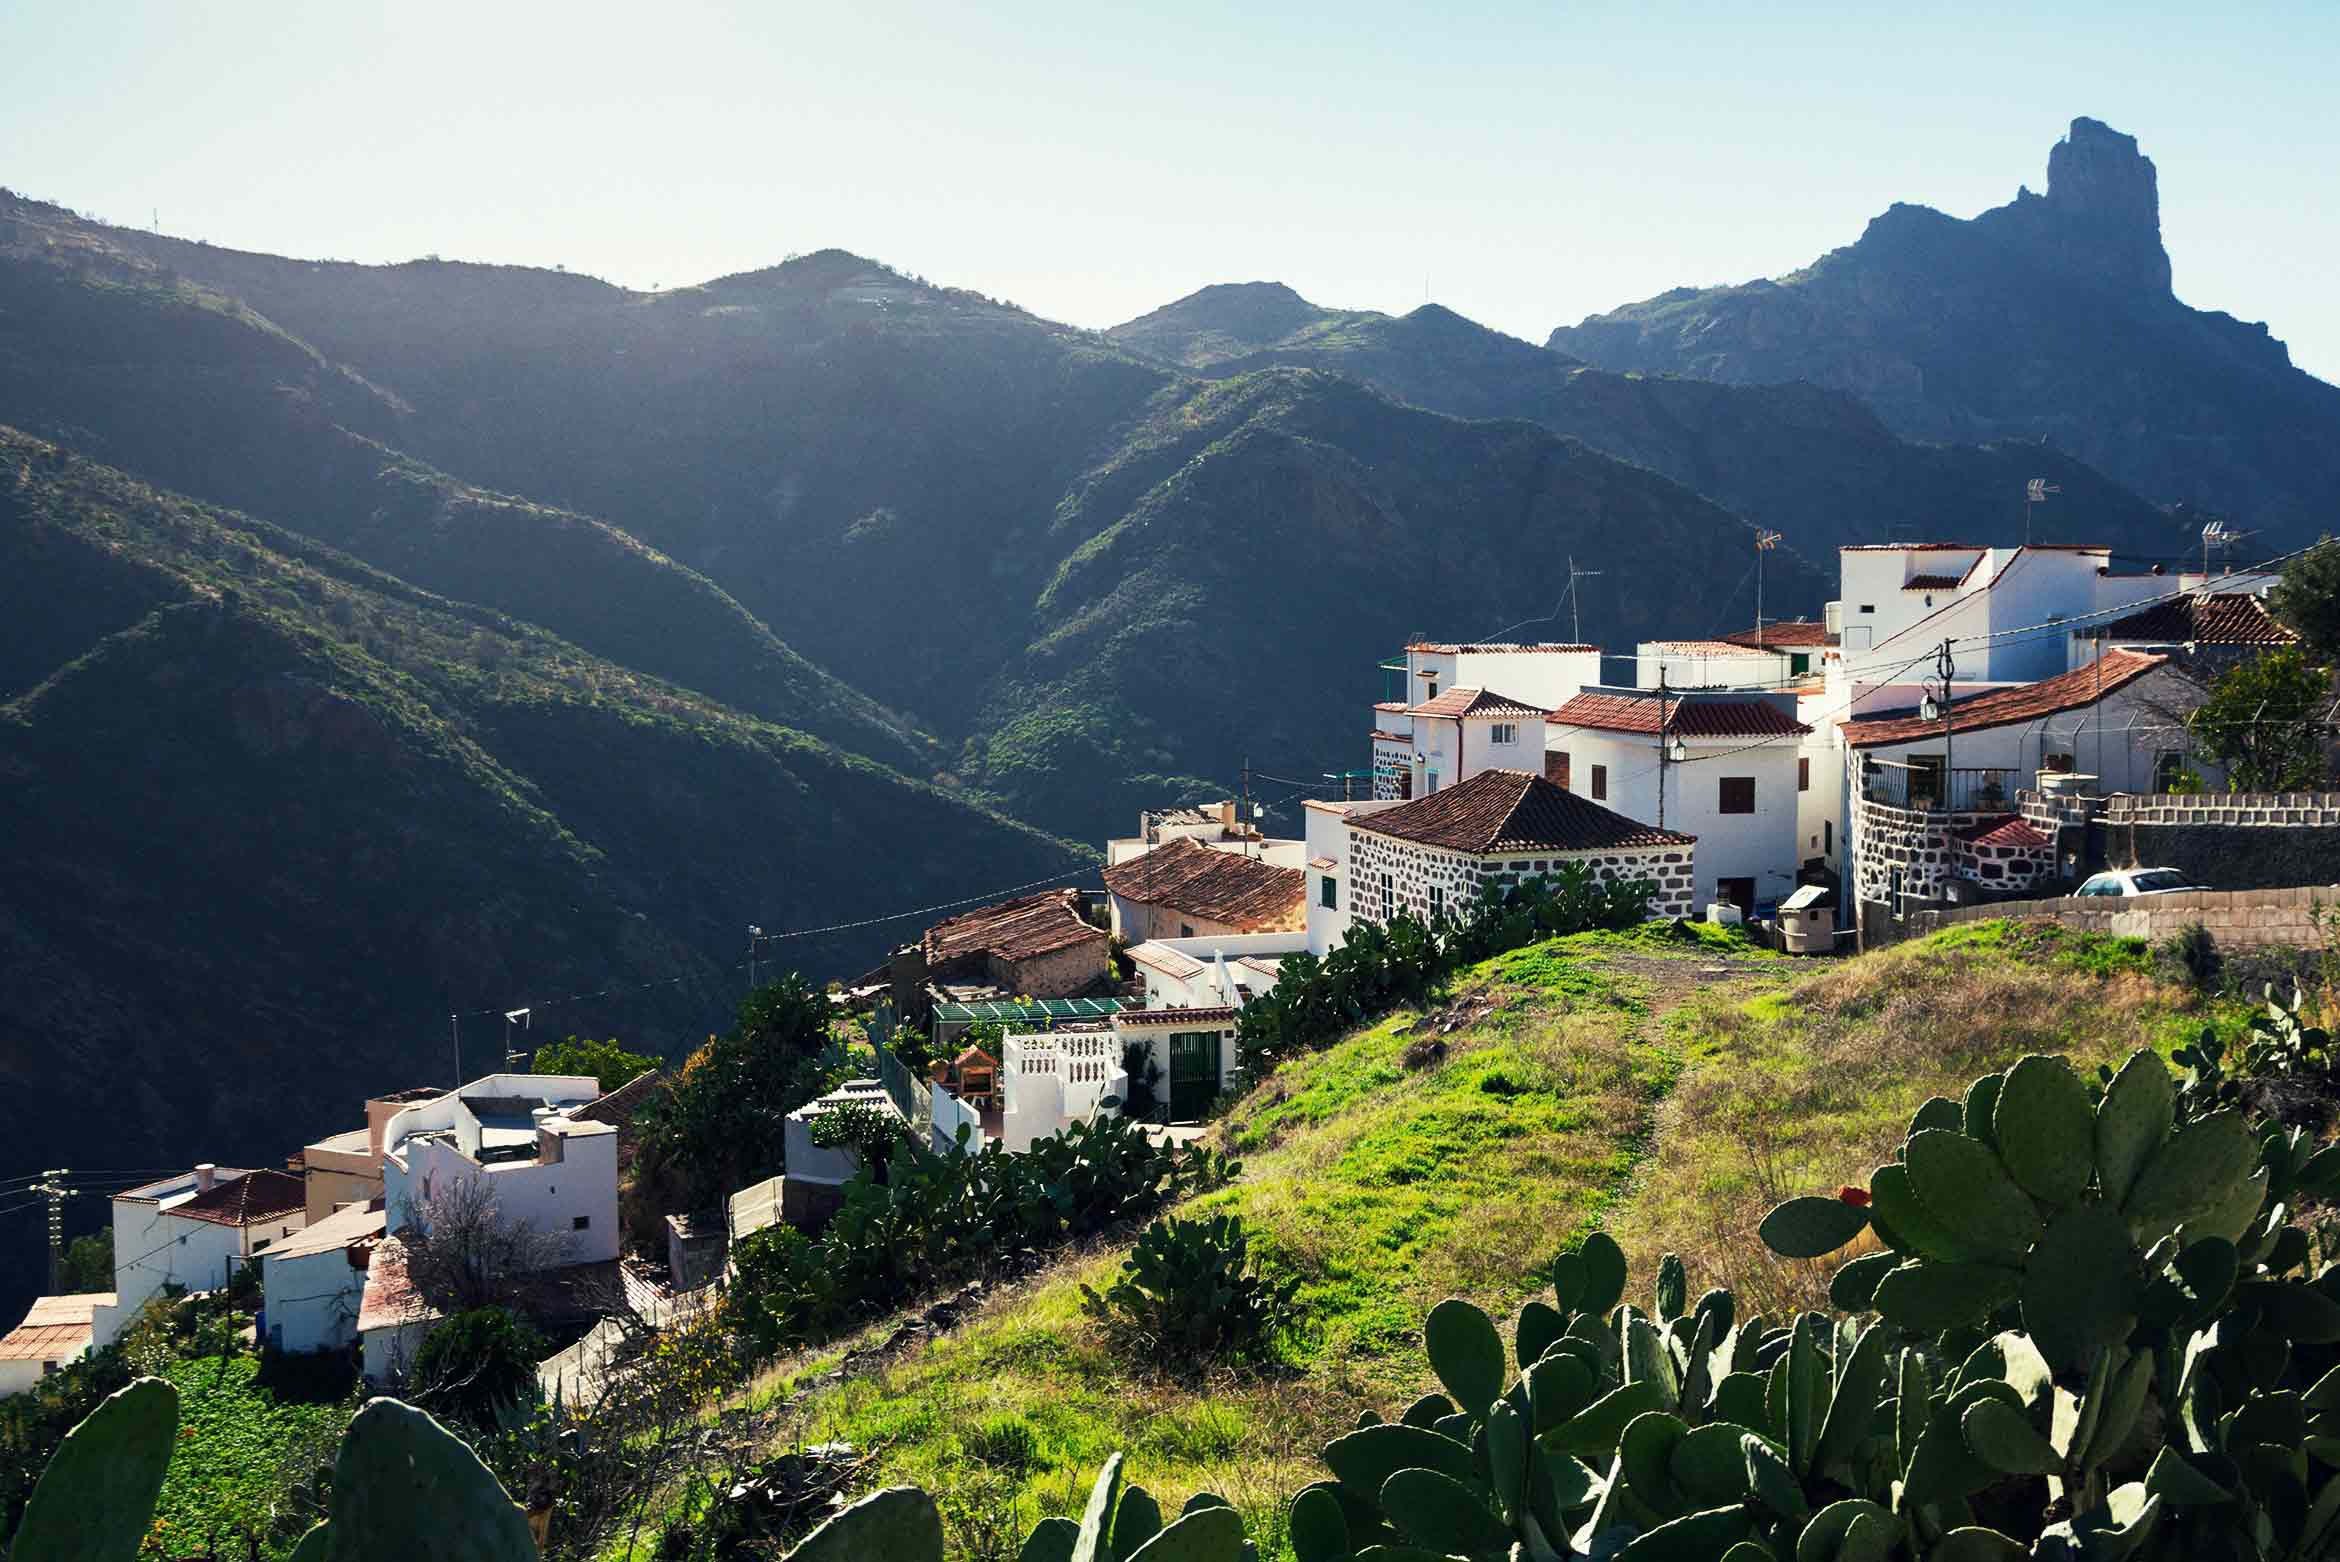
[356,1238,432,1335]
[1404,642,1598,654]
[1406,687,1549,720]
[579,1068,664,1130]
[1370,729,1410,743]
[1350,768,1694,854]
[1904,574,1963,590]
[0,1294,110,1362]
[266,1200,386,1261]
[1116,1005,1241,1026]
[1643,640,1771,656]
[1101,838,1306,931]
[923,890,1105,966]
[1554,693,1811,739]
[1722,622,1834,649]
[171,1169,305,1228]
[118,1168,255,1201]
[1840,542,1989,552]
[1957,815,2052,849]
[1373,701,1411,713]
[2098,593,2296,646]
[1842,649,2172,748]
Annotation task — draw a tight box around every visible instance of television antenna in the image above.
[2024,478,2060,544]
[1563,557,1602,645]
[2200,518,2257,578]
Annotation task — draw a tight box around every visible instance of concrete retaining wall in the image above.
[1913,885,2340,949]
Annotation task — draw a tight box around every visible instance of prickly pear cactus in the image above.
[322,1397,538,1562]
[786,1486,945,1562]
[7,1375,179,1562]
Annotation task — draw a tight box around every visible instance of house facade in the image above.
[1105,801,1303,869]
[378,1073,618,1266]
[1548,688,1811,916]
[1841,650,2211,916]
[261,1200,385,1356]
[1313,768,1695,952]
[0,1295,110,1395]
[92,1167,308,1346]
[911,890,1112,1000]
[1369,642,1603,800]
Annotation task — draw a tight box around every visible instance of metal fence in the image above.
[875,1044,931,1133]
[1858,760,2019,814]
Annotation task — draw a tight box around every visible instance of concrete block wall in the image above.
[1914,885,2340,950]
[2104,793,2340,827]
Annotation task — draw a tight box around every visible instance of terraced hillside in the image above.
[653,920,2238,1558]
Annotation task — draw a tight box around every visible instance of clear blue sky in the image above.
[8,0,2336,380]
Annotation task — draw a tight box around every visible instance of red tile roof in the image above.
[1903,574,1963,591]
[171,1169,305,1228]
[1101,838,1306,931]
[1957,815,2052,849]
[1722,622,1835,649]
[1554,693,1811,739]
[1642,640,1771,656]
[924,890,1106,966]
[1406,687,1549,720]
[0,1294,111,1362]
[1842,649,2171,748]
[1404,642,1598,654]
[1351,768,1694,854]
[1841,543,1990,551]
[2098,593,2296,646]
[1116,1005,1241,1026]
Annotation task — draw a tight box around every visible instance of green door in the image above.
[1168,1031,1220,1122]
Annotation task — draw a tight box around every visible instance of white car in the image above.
[2069,867,2206,899]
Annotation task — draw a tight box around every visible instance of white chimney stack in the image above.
[195,1163,216,1193]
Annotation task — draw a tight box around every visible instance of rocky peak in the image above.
[2000,117,2171,294]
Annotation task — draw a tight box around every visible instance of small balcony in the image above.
[1858,761,2018,815]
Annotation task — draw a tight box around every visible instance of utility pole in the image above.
[746,925,763,992]
[1566,556,1602,645]
[1937,639,1956,804]
[449,1013,461,1090]
[35,1169,69,1294]
[1656,676,1671,832]
[1241,756,1253,854]
[1754,531,1782,641]
[503,1008,530,1072]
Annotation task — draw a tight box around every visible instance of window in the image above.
[1791,653,1811,676]
[1380,873,1394,922]
[1425,679,1438,699]
[1858,604,1875,614]
[1488,723,1518,745]
[572,1215,591,1231]
[1426,770,1440,794]
[2154,751,2189,792]
[1591,764,1607,800]
[1179,923,1195,939]
[1720,777,1756,814]
[1798,757,1810,792]
[1320,874,1338,910]
[1824,819,1833,856]
[1429,885,1445,920]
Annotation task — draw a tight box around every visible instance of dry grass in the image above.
[1608,924,2227,1315]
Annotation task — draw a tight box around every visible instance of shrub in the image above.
[959,1412,1041,1473]
[410,1307,542,1432]
[528,1035,659,1094]
[2157,919,2220,989]
[1079,1214,1297,1367]
[806,1098,910,1183]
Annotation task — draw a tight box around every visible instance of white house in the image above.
[1840,649,2211,914]
[1370,642,1604,799]
[378,1074,617,1266]
[998,1027,1129,1147]
[0,1294,111,1396]
[92,1167,309,1347]
[1125,932,1305,1011]
[295,1086,445,1223]
[1634,639,1781,691]
[260,1200,385,1356]
[1113,1007,1243,1124]
[1308,768,1696,954]
[1548,688,1812,917]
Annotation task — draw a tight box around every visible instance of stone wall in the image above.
[1849,796,2017,907]
[993,936,1111,999]
[1372,738,1411,801]
[1347,829,1694,923]
[2100,793,2340,893]
[1913,885,2340,950]
[1955,836,2054,893]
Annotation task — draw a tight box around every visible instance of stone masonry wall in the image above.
[1347,831,1694,923]
[1913,886,2340,950]
[1850,796,2014,907]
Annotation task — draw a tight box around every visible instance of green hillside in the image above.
[0,431,1085,1195]
[680,921,2230,1557]
[1109,288,2170,560]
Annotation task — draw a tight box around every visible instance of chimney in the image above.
[195,1163,216,1194]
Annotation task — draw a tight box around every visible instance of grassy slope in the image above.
[668,920,2238,1560]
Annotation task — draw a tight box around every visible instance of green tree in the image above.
[410,1307,542,1432]
[2187,645,2332,791]
[634,974,842,1218]
[526,1035,658,1095]
[2270,537,2340,662]
[58,1231,112,1292]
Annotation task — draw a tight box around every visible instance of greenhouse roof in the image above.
[932,997,1129,1023]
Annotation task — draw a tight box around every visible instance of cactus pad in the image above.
[1992,1055,2095,1205]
